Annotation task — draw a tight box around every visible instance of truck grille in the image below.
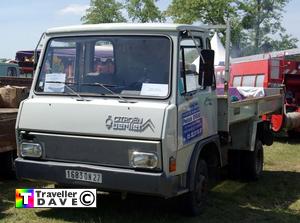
[24,132,162,169]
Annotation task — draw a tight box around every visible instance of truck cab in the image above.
[15,23,281,215]
[0,62,20,77]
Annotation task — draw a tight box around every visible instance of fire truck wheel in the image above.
[183,159,208,216]
[287,130,300,138]
[243,140,264,180]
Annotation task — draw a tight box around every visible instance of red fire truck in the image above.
[216,48,300,134]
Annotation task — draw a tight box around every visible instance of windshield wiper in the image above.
[81,82,129,103]
[45,81,88,101]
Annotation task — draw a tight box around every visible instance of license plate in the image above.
[65,170,102,184]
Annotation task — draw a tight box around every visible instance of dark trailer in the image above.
[15,50,40,77]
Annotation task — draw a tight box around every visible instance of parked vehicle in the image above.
[14,51,37,78]
[0,78,30,177]
[15,23,282,215]
[0,108,18,177]
[216,49,300,134]
[0,62,20,77]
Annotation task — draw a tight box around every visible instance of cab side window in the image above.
[179,37,203,94]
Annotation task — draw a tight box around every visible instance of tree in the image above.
[166,0,298,57]
[166,0,246,57]
[263,33,298,52]
[166,0,237,24]
[81,0,126,24]
[126,0,165,22]
[239,0,294,54]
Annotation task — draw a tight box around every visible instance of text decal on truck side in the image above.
[105,116,155,132]
[182,102,203,144]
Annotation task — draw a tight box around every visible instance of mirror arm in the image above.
[187,30,205,64]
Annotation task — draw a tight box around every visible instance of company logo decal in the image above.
[105,116,155,132]
[182,102,203,144]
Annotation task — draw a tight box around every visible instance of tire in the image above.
[183,159,208,216]
[228,150,243,179]
[243,140,264,180]
[287,130,300,138]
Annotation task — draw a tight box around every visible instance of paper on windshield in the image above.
[44,73,66,92]
[186,74,198,92]
[140,83,168,97]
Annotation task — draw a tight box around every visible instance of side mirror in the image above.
[199,49,215,87]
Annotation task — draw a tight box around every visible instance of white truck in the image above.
[15,23,282,215]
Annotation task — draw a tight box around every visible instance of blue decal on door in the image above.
[182,102,203,144]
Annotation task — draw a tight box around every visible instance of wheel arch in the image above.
[187,135,221,191]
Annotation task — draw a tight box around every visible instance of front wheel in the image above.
[182,159,208,216]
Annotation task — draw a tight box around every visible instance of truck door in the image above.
[177,34,218,149]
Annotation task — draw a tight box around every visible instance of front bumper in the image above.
[15,158,178,198]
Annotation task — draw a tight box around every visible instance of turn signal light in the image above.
[169,157,176,172]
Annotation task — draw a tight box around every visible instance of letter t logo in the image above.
[20,192,32,205]
[16,189,34,208]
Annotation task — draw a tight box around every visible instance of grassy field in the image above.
[1,139,300,223]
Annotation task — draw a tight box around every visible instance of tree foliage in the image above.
[82,0,164,24]
[81,0,126,24]
[167,0,237,24]
[264,33,298,52]
[126,0,165,22]
[166,0,246,57]
[167,0,298,57]
[239,0,291,54]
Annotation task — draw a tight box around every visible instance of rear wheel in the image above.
[228,150,242,179]
[243,140,264,180]
[183,159,208,216]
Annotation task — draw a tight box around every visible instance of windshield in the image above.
[35,35,171,98]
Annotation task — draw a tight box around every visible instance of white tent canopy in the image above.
[211,32,226,65]
[192,32,226,70]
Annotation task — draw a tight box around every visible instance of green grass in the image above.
[1,139,300,223]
